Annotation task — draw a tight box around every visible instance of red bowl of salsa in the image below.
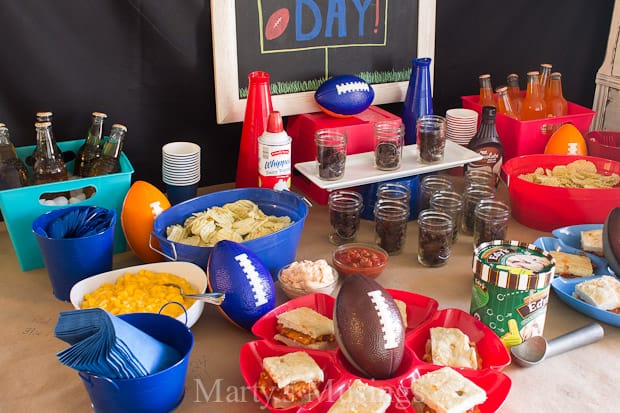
[331,243,389,279]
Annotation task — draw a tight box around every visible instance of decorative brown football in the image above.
[334,274,405,379]
[604,206,620,275]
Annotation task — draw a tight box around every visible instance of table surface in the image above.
[0,180,618,412]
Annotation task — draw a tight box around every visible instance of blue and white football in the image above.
[207,240,276,330]
[314,75,375,117]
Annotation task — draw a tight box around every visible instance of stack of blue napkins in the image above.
[54,308,181,379]
[45,206,115,239]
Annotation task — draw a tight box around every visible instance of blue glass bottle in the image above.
[402,57,433,145]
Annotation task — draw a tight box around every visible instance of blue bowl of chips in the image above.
[151,188,309,277]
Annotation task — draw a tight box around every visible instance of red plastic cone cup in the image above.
[236,71,273,188]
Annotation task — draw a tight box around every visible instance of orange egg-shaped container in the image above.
[544,123,587,155]
[121,180,171,263]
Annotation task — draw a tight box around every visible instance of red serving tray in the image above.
[242,291,512,412]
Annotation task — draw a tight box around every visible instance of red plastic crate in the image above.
[461,95,595,161]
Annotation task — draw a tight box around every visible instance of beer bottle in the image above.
[86,124,126,176]
[544,72,568,118]
[520,71,546,121]
[74,112,108,176]
[495,86,518,119]
[478,74,496,107]
[506,73,523,116]
[27,111,57,166]
[0,125,29,189]
[32,121,68,184]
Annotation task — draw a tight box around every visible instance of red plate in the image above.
[251,293,336,345]
[386,288,439,331]
[410,365,512,413]
[406,308,511,370]
[298,375,416,413]
[239,340,343,412]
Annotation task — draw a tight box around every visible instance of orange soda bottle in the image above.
[506,73,523,116]
[545,72,568,118]
[495,86,518,119]
[478,74,496,107]
[538,63,552,99]
[520,71,546,121]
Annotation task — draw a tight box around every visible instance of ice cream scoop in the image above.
[510,322,604,367]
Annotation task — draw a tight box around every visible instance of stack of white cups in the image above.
[446,108,479,147]
[162,142,201,205]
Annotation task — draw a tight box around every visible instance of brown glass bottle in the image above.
[478,74,496,107]
[32,121,68,184]
[465,106,504,187]
[0,125,29,189]
[74,112,108,176]
[86,123,127,176]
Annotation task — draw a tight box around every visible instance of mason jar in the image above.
[418,174,453,212]
[473,199,511,247]
[374,199,409,255]
[429,190,463,243]
[328,190,364,245]
[417,209,453,267]
[461,185,496,236]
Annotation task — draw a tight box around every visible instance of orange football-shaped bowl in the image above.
[544,123,587,155]
[121,181,171,263]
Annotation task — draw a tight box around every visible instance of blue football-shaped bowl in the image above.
[314,74,374,117]
[208,240,276,330]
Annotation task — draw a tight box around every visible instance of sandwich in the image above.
[581,229,604,256]
[423,327,480,369]
[573,275,620,313]
[327,379,391,413]
[257,351,324,409]
[411,367,487,413]
[394,298,408,328]
[549,251,594,277]
[274,307,336,350]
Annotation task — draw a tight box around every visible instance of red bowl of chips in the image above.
[502,154,620,231]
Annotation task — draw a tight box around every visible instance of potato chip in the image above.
[165,199,293,247]
[518,160,620,189]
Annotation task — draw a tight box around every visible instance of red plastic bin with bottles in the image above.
[461,95,595,161]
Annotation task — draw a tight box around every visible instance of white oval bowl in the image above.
[70,261,207,328]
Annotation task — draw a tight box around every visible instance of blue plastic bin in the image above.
[78,312,194,413]
[0,139,133,271]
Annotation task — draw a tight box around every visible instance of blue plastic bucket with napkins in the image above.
[32,205,116,301]
[78,312,194,413]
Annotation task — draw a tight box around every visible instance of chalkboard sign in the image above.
[211,0,436,124]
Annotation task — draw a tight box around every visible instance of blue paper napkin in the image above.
[54,308,181,379]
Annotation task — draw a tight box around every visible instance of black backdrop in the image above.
[0,1,613,189]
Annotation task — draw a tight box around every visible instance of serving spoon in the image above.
[164,283,226,306]
[510,322,604,367]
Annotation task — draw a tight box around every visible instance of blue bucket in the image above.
[150,188,309,277]
[32,206,116,301]
[78,312,194,413]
